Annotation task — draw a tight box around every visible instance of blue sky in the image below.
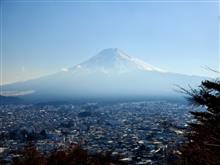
[1,1,219,84]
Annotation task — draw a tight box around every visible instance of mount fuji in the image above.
[1,48,205,103]
[74,48,165,73]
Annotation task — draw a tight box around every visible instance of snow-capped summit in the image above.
[72,48,165,73]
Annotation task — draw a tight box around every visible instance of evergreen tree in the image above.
[180,79,220,164]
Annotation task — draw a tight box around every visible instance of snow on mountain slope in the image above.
[69,48,165,74]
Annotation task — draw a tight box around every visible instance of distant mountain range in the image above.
[1,48,206,103]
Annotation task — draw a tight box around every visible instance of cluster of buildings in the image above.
[0,101,193,164]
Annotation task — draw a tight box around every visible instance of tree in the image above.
[180,79,220,164]
[12,142,46,165]
[12,143,125,165]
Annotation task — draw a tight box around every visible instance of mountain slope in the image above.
[1,48,205,102]
[75,48,165,73]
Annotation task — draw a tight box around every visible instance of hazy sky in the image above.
[1,1,219,85]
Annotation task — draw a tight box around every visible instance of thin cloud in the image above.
[61,68,69,72]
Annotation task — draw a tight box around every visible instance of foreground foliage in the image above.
[12,143,124,165]
[180,79,220,164]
